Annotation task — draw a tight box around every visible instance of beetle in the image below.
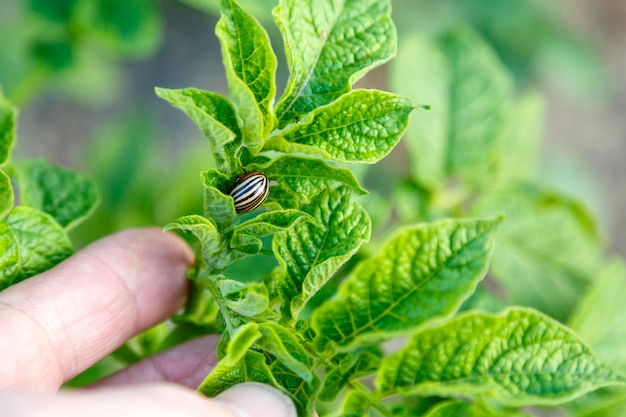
[229,171,270,213]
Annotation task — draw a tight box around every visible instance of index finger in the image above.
[0,228,193,391]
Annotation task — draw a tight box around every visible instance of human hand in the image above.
[0,228,296,417]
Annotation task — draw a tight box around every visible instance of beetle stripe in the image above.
[230,173,269,213]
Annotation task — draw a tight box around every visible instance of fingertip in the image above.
[213,383,297,417]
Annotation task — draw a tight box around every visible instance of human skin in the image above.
[0,228,296,417]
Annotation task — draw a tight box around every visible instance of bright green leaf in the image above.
[250,155,366,204]
[216,0,277,150]
[202,169,237,230]
[266,90,416,163]
[164,214,220,258]
[273,0,396,125]
[393,27,512,187]
[217,277,276,319]
[256,322,313,383]
[471,184,603,321]
[11,158,99,230]
[376,308,625,407]
[0,170,13,218]
[0,90,17,165]
[274,186,371,321]
[0,206,72,290]
[320,350,381,401]
[312,217,503,350]
[230,209,313,254]
[155,87,240,171]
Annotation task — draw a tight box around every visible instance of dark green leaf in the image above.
[29,0,78,22]
[274,0,396,125]
[266,90,416,163]
[376,308,625,407]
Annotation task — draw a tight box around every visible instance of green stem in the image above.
[348,380,394,417]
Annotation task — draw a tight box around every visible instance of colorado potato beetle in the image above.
[229,171,270,213]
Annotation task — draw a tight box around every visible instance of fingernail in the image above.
[213,382,297,417]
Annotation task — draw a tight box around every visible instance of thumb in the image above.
[213,383,297,417]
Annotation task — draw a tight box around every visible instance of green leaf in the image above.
[422,401,531,417]
[230,209,313,254]
[0,206,72,290]
[199,322,319,417]
[0,89,17,165]
[312,217,503,350]
[216,0,277,150]
[569,260,626,374]
[274,186,371,321]
[319,350,381,401]
[217,278,276,319]
[155,87,240,171]
[273,0,396,125]
[76,0,163,58]
[250,155,366,204]
[164,214,220,258]
[256,322,313,383]
[266,89,416,163]
[471,184,603,321]
[497,91,545,183]
[392,26,512,187]
[11,158,99,230]
[0,170,13,218]
[202,169,237,230]
[376,308,625,407]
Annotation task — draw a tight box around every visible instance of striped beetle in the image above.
[229,171,270,213]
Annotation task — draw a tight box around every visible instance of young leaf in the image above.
[0,91,16,166]
[0,207,72,290]
[273,0,396,125]
[10,158,99,231]
[265,89,416,163]
[471,184,602,321]
[249,155,367,203]
[216,0,277,149]
[320,350,381,401]
[0,170,13,218]
[256,322,313,383]
[392,26,512,187]
[230,209,314,254]
[199,323,319,417]
[202,169,237,230]
[164,214,220,258]
[155,87,240,171]
[376,308,626,407]
[217,278,276,319]
[273,186,371,321]
[311,217,503,350]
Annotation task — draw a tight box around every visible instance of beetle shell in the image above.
[229,171,270,213]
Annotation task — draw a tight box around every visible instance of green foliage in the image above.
[151,1,624,416]
[0,89,98,290]
[1,1,623,417]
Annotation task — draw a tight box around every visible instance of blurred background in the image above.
[0,0,625,255]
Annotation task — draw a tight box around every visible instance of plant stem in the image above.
[348,380,394,417]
